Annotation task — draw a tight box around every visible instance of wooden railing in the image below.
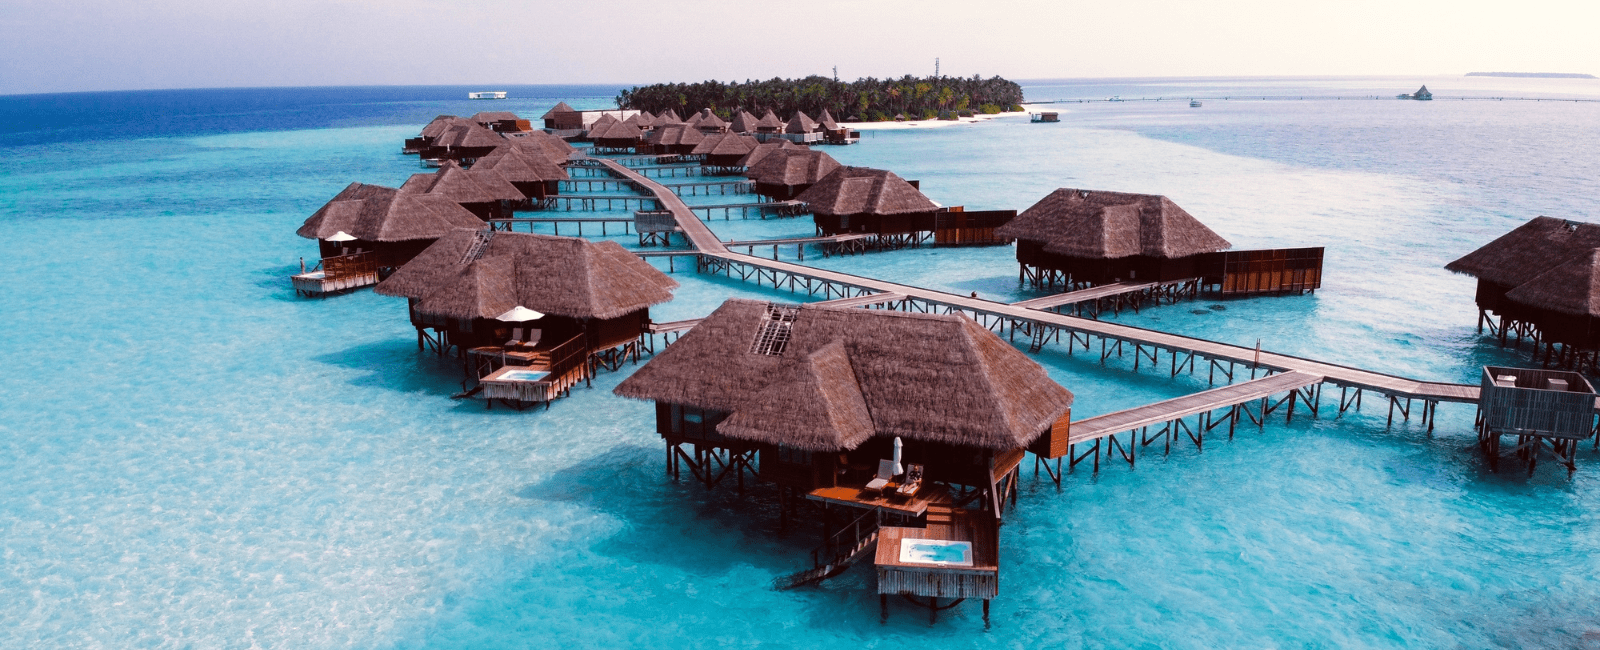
[321,251,378,282]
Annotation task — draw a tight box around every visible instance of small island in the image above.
[616,75,1025,123]
[1466,72,1597,79]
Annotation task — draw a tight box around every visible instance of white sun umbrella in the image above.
[892,436,904,476]
[496,305,545,322]
[326,230,357,242]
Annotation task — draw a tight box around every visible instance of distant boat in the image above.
[1190,99,1203,108]
[468,91,507,100]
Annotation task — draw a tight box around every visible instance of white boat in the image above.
[468,91,507,100]
[1190,99,1203,108]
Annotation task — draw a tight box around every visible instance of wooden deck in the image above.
[1070,371,1324,443]
[810,292,908,309]
[598,159,1506,412]
[1012,279,1185,310]
[807,485,939,517]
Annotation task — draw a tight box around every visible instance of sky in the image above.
[1,0,1597,95]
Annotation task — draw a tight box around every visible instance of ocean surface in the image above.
[3,76,1600,648]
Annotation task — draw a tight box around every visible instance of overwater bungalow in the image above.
[755,109,785,139]
[541,102,582,130]
[1448,217,1600,367]
[470,111,530,133]
[420,121,505,163]
[782,111,824,144]
[291,182,483,295]
[817,109,859,144]
[738,139,806,169]
[377,229,678,407]
[693,133,759,171]
[798,166,941,245]
[995,189,1232,288]
[473,145,569,201]
[613,298,1073,617]
[405,115,463,153]
[746,149,841,200]
[650,108,684,129]
[645,123,705,155]
[688,108,729,134]
[399,160,522,220]
[590,120,644,154]
[622,112,652,131]
[508,130,579,162]
[730,110,761,135]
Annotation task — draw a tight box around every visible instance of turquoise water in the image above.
[3,79,1600,648]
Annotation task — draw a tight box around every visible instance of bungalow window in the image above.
[666,403,727,439]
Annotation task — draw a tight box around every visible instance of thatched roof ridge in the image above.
[1505,248,1600,317]
[297,182,484,242]
[737,140,805,168]
[650,109,683,128]
[817,109,840,131]
[746,149,841,186]
[757,109,784,129]
[795,166,938,216]
[483,144,570,181]
[431,122,506,149]
[689,133,725,155]
[587,114,620,132]
[693,109,727,131]
[995,188,1232,259]
[613,299,1073,451]
[730,110,760,134]
[622,112,649,129]
[707,133,758,157]
[470,111,520,123]
[515,131,578,160]
[647,123,705,147]
[785,111,819,134]
[592,120,643,142]
[400,161,505,204]
[1445,216,1600,289]
[420,115,463,138]
[376,229,679,320]
[540,102,576,119]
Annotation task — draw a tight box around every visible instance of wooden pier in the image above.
[1034,371,1324,482]
[1012,278,1201,319]
[489,216,636,237]
[659,180,754,196]
[723,233,871,260]
[593,160,1531,440]
[684,200,807,220]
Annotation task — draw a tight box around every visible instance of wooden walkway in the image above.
[596,159,1497,417]
[1070,371,1324,443]
[1013,280,1173,309]
[811,292,908,309]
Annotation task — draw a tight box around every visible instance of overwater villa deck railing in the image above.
[775,505,885,590]
[291,251,379,297]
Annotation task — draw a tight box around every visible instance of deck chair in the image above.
[894,464,923,499]
[504,328,525,348]
[863,459,897,494]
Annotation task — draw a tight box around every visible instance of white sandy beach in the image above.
[842,110,1031,130]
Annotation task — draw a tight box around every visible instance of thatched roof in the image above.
[1505,248,1600,317]
[420,115,463,138]
[431,122,506,150]
[756,109,784,130]
[377,229,679,321]
[470,111,520,124]
[540,102,576,119]
[746,149,841,187]
[614,299,1074,451]
[796,166,939,216]
[690,133,758,157]
[650,109,683,128]
[587,114,620,132]
[475,146,566,184]
[515,131,578,160]
[785,111,819,134]
[692,108,727,131]
[646,123,704,148]
[297,182,484,242]
[1445,217,1600,289]
[995,188,1232,260]
[737,139,806,168]
[591,120,643,143]
[400,160,521,203]
[622,112,650,129]
[730,110,760,134]
[817,109,840,131]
